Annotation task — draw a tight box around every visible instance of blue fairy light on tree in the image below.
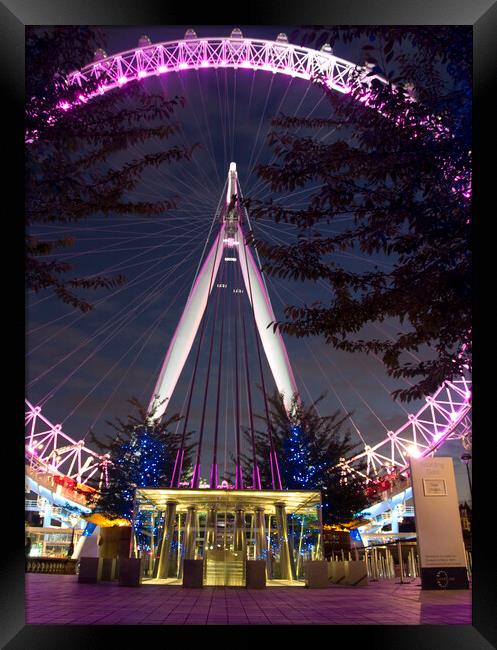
[87,396,195,549]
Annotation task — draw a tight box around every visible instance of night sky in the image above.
[25,25,471,501]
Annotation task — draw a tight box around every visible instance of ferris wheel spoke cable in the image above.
[114,128,219,212]
[261,240,369,443]
[250,182,328,205]
[244,74,295,190]
[214,69,229,174]
[124,140,220,210]
[151,81,222,199]
[26,251,191,350]
[191,256,225,487]
[245,82,352,202]
[230,69,238,163]
[266,274,364,443]
[211,258,227,487]
[34,261,193,409]
[120,81,220,203]
[174,72,223,194]
[34,215,203,261]
[28,211,219,238]
[241,282,259,488]
[35,262,192,410]
[372,319,424,364]
[172,224,224,487]
[240,222,281,490]
[115,142,219,213]
[26,247,193,311]
[244,74,276,188]
[26,220,208,341]
[263,249,390,437]
[195,70,223,190]
[244,77,325,197]
[233,254,243,488]
[186,179,227,302]
[38,237,196,261]
[246,68,257,122]
[64,264,195,430]
[29,242,202,394]
[26,252,178,341]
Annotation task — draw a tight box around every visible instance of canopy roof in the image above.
[135,488,321,516]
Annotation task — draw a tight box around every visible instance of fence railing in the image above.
[26,557,78,574]
[328,540,472,582]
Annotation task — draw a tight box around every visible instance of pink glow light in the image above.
[118,76,128,85]
[59,101,70,111]
[138,70,147,78]
[158,65,168,74]
[201,60,210,67]
[179,62,188,70]
[241,60,251,68]
[407,445,421,458]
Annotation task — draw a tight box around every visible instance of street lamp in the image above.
[460,452,472,501]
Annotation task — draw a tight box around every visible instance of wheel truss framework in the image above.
[338,377,472,481]
[66,32,384,100]
[25,399,110,488]
[26,29,471,489]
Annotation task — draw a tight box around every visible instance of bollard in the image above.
[410,549,417,577]
[378,552,383,578]
[465,550,472,579]
[398,542,406,584]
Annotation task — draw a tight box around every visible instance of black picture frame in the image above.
[2,0,495,647]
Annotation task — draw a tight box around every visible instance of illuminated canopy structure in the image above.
[135,487,322,583]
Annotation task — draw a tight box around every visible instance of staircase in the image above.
[204,549,245,586]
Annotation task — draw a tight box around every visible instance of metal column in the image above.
[274,502,294,581]
[183,506,198,560]
[157,500,177,579]
[233,508,246,556]
[254,506,271,577]
[205,506,217,549]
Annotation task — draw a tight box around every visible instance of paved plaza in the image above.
[25,574,471,625]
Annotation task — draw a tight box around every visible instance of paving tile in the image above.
[25,574,471,626]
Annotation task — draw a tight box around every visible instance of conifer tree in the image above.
[242,390,371,524]
[87,397,195,546]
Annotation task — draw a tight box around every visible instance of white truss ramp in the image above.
[25,399,110,488]
[149,163,299,422]
[337,376,472,479]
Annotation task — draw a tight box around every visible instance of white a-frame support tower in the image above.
[149,163,299,428]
